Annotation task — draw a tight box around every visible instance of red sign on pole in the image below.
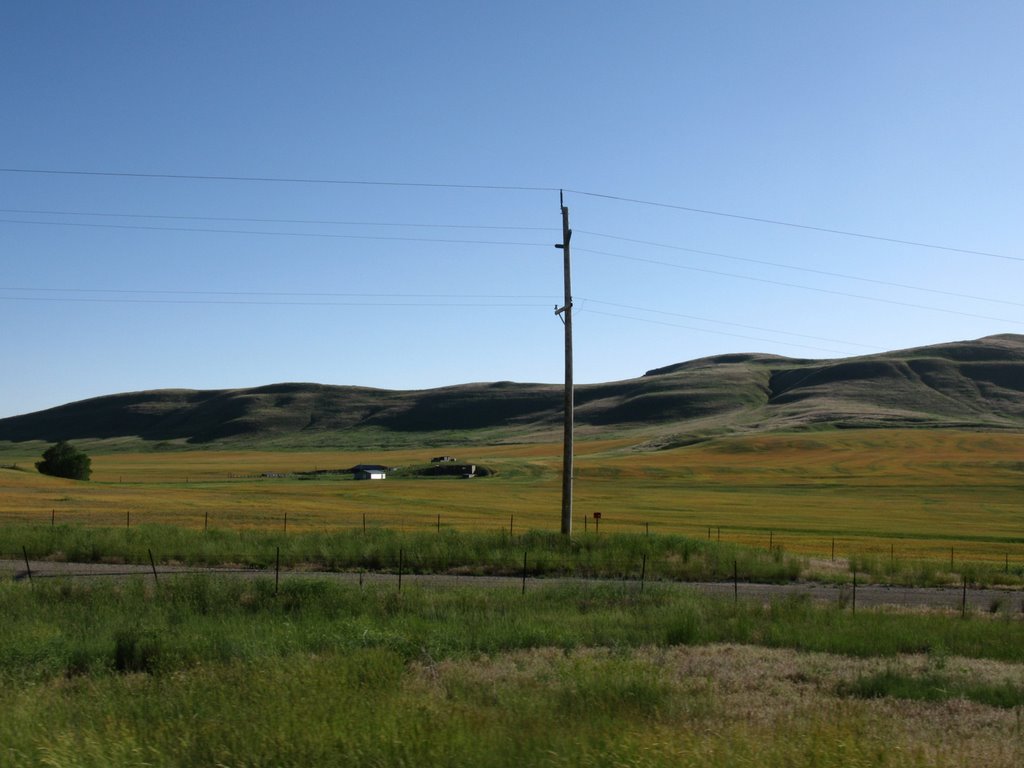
[593,512,602,520]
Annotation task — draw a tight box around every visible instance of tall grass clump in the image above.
[4,523,807,583]
[5,521,1022,589]
[838,668,1024,709]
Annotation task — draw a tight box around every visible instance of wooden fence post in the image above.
[640,553,647,592]
[148,549,159,585]
[275,546,280,595]
[22,546,32,585]
[852,567,857,616]
[521,551,528,595]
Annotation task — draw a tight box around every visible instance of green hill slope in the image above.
[2,334,1022,447]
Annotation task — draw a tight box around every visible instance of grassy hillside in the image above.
[1,334,1022,449]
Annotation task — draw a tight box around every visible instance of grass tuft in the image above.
[839,668,1024,709]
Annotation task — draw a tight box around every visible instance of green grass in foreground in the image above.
[2,576,1023,684]
[1,577,1023,767]
[0,647,968,768]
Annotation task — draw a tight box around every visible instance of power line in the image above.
[4,165,1013,263]
[1,287,557,300]
[577,247,1024,327]
[565,189,1022,263]
[579,298,879,349]
[578,230,1024,309]
[0,207,556,233]
[0,167,559,193]
[0,295,551,308]
[0,218,550,247]
[2,208,1010,306]
[0,285,871,348]
[582,309,844,355]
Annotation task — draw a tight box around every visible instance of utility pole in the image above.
[555,191,574,536]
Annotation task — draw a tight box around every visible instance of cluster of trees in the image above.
[36,441,91,481]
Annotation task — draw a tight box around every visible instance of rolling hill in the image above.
[2,334,1023,448]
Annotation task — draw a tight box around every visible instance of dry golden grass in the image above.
[1,429,1022,565]
[416,644,1024,767]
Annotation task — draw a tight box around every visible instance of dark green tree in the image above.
[36,441,92,481]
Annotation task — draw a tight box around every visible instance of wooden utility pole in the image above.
[555,191,574,536]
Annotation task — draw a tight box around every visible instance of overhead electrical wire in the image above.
[0,287,557,300]
[6,217,1011,314]
[4,167,1019,344]
[9,210,1016,325]
[0,207,556,232]
[576,246,1024,327]
[0,295,551,308]
[0,218,549,247]
[581,308,845,355]
[564,189,1022,263]
[0,167,559,193]
[3,206,1011,308]
[1,167,1014,262]
[578,230,1024,309]
[1,285,872,349]
[577,298,880,349]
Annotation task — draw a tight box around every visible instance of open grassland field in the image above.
[1,430,1022,578]
[3,426,1024,766]
[1,578,1024,767]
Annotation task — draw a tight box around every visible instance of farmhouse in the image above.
[350,464,387,480]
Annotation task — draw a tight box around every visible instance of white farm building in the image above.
[352,464,387,480]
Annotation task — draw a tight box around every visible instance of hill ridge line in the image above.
[2,334,1022,447]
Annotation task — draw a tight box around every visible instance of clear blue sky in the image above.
[2,1,1022,418]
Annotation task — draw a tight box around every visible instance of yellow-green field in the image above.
[2,429,1022,564]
